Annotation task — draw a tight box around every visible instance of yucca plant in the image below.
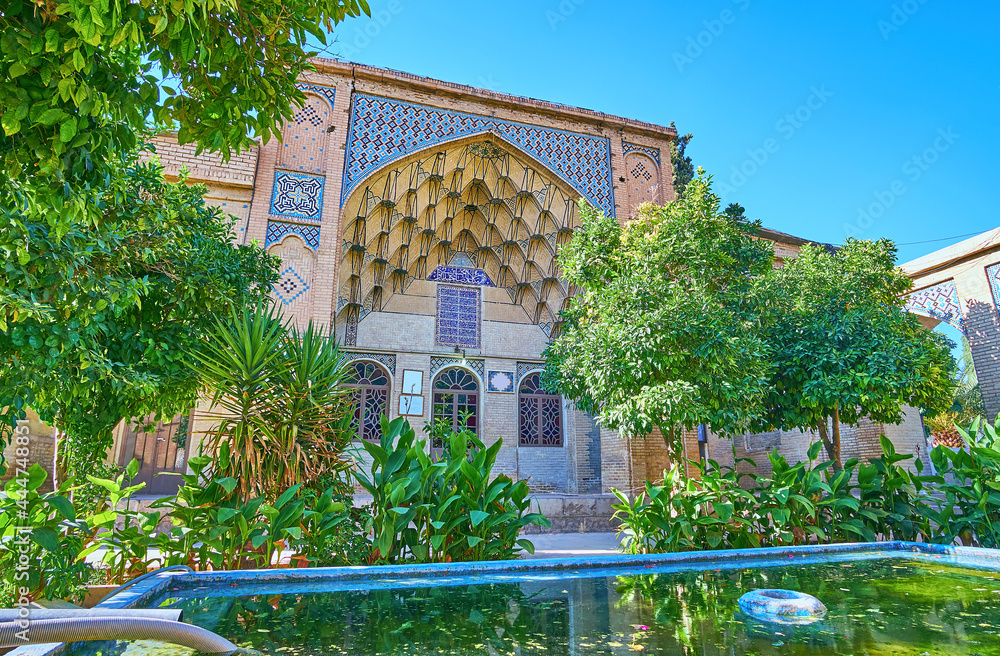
[194,303,355,501]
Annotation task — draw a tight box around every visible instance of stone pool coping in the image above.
[11,541,1000,656]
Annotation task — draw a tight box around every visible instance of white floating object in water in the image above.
[738,589,827,625]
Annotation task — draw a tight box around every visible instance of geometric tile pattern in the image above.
[904,280,966,334]
[430,356,485,381]
[516,361,543,386]
[270,171,325,221]
[294,104,324,127]
[622,141,661,166]
[427,265,495,287]
[265,221,321,250]
[337,351,397,376]
[435,285,481,349]
[986,263,1000,318]
[630,160,653,181]
[294,83,336,109]
[273,266,309,305]
[344,94,615,216]
[345,313,358,347]
[487,370,515,393]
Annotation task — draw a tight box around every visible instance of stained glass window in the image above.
[435,285,481,349]
[518,373,562,447]
[344,361,390,442]
[432,368,479,447]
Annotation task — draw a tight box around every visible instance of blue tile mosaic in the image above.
[274,266,309,305]
[622,141,661,165]
[904,280,965,334]
[270,171,325,221]
[294,83,336,108]
[265,221,321,250]
[343,94,614,216]
[338,351,397,376]
[430,356,485,380]
[435,285,481,349]
[427,266,495,287]
[487,370,515,393]
[450,252,476,268]
[516,362,542,386]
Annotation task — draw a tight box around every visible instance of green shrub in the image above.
[0,463,96,605]
[356,416,549,564]
[195,304,355,501]
[299,471,368,566]
[148,444,334,570]
[613,432,983,554]
[931,417,1000,547]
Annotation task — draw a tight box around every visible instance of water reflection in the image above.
[69,560,1000,656]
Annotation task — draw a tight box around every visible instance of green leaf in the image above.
[216,477,238,494]
[89,510,117,526]
[37,108,68,126]
[469,510,489,527]
[46,495,76,520]
[31,527,59,551]
[59,118,78,142]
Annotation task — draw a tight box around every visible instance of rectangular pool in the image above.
[30,542,1000,656]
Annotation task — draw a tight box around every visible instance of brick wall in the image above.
[703,407,928,480]
[134,61,856,504]
[143,134,258,186]
[905,238,1000,422]
[1,410,56,492]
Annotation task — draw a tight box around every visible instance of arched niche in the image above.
[277,93,333,174]
[268,234,316,322]
[624,151,661,216]
[335,135,585,340]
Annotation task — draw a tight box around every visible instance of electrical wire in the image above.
[897,230,989,246]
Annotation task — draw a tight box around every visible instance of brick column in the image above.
[955,266,1000,422]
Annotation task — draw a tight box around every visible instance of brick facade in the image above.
[1,410,56,492]
[78,61,931,527]
[903,228,1000,421]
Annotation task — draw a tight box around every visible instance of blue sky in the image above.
[320,0,998,265]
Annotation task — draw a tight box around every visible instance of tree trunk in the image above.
[816,419,834,461]
[660,425,686,476]
[831,404,842,471]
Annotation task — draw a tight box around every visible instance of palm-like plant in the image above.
[194,303,354,500]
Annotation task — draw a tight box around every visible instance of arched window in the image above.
[519,373,562,447]
[432,368,479,435]
[345,361,390,442]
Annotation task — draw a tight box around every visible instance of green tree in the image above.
[668,128,694,199]
[542,171,775,456]
[1,0,369,234]
[1,0,367,465]
[757,239,956,469]
[1,157,279,473]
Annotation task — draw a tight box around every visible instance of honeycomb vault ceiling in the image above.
[336,137,584,337]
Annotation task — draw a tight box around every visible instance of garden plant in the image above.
[611,416,1000,554]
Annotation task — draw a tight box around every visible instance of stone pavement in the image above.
[519,532,624,559]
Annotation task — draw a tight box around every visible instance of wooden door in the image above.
[119,414,190,495]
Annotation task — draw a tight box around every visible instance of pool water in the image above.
[103,558,1000,656]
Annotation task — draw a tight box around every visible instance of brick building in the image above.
[6,61,931,522]
[902,228,1000,421]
